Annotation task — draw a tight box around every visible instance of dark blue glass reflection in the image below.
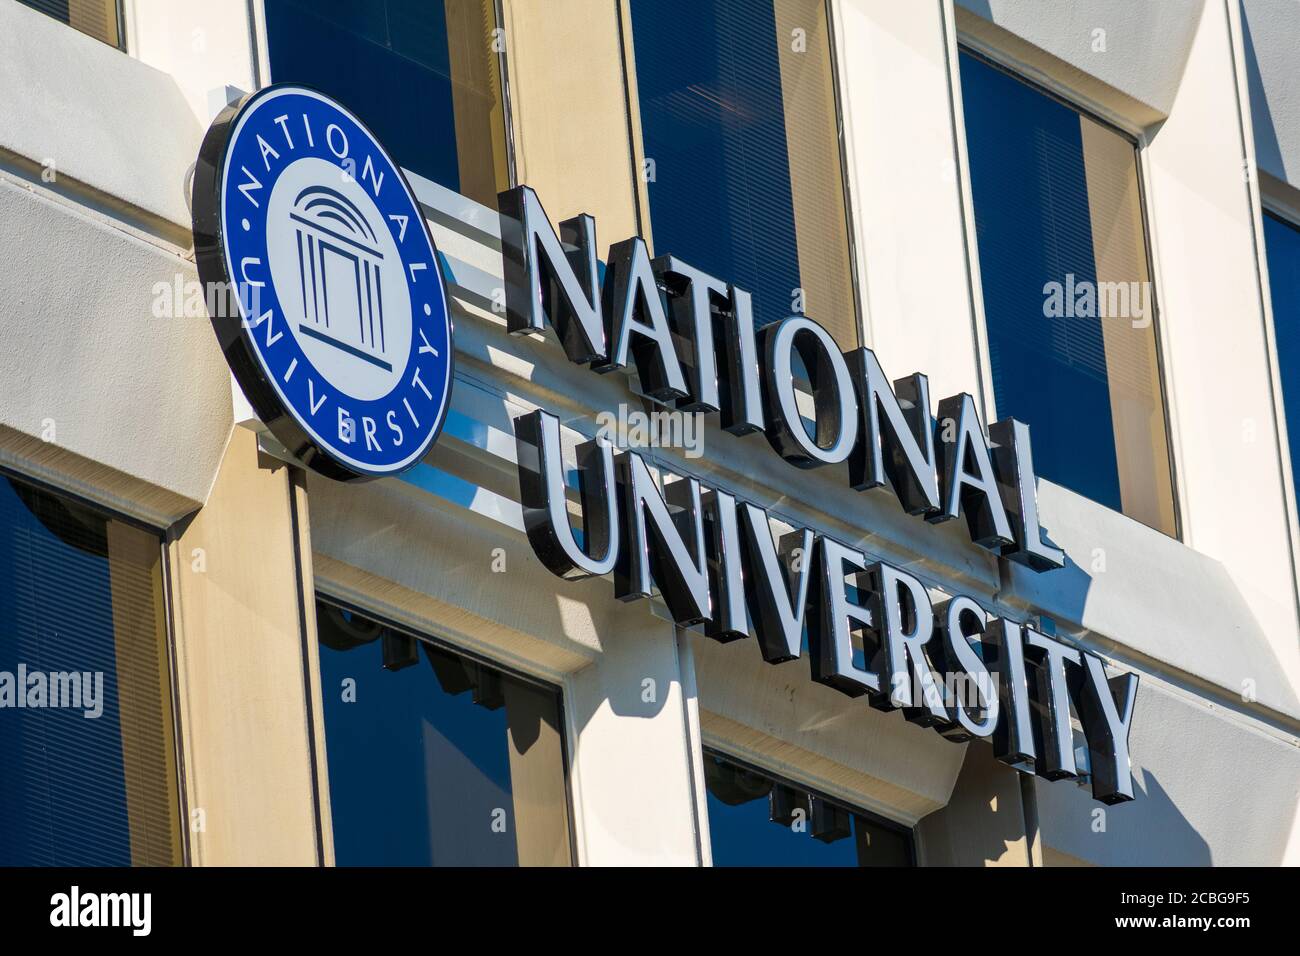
[0,479,131,865]
[959,51,1123,511]
[264,0,462,190]
[628,0,801,330]
[703,752,913,866]
[317,604,568,865]
[1265,212,1300,500]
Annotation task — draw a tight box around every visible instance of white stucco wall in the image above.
[1241,0,1300,187]
[1034,677,1300,866]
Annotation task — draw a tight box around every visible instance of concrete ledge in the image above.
[955,0,1203,126]
[1009,479,1300,722]
[0,423,201,526]
[0,175,233,514]
[307,473,604,678]
[0,0,201,229]
[694,638,968,825]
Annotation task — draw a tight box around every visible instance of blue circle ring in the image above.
[192,84,454,481]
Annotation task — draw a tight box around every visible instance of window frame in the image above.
[254,0,517,198]
[822,0,868,349]
[620,0,868,348]
[954,39,1183,540]
[0,462,190,865]
[700,745,916,866]
[1258,194,1300,611]
[312,592,579,867]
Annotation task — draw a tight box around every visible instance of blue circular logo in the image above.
[194,85,453,480]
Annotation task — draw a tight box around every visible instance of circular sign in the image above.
[192,85,453,481]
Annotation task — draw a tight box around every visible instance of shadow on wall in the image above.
[1046,771,1211,866]
[1241,4,1285,181]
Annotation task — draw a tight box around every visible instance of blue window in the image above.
[316,601,572,865]
[703,751,913,866]
[1265,211,1300,501]
[627,0,859,348]
[959,50,1176,536]
[264,0,509,207]
[0,476,181,865]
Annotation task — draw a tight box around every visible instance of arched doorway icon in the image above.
[290,185,392,371]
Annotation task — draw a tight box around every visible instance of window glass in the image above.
[316,601,572,866]
[1265,211,1300,500]
[264,0,509,208]
[627,0,859,348]
[959,50,1176,535]
[0,476,181,865]
[703,751,913,866]
[16,0,121,48]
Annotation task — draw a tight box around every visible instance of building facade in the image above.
[1,0,1299,866]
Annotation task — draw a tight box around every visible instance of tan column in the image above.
[67,0,120,46]
[446,0,511,207]
[106,520,183,866]
[916,741,1033,866]
[775,0,860,349]
[499,0,642,240]
[1080,116,1176,536]
[504,679,573,866]
[167,425,329,865]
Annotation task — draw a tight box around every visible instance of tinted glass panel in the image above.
[703,751,913,866]
[628,0,859,348]
[1265,211,1300,501]
[959,51,1175,535]
[317,601,572,866]
[265,0,509,207]
[0,477,181,865]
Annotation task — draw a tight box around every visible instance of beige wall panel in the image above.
[106,520,184,865]
[291,471,334,866]
[446,0,510,206]
[1080,117,1176,536]
[501,0,640,239]
[1043,845,1093,866]
[917,740,1031,866]
[168,426,322,865]
[504,680,573,866]
[775,0,859,347]
[129,0,257,127]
